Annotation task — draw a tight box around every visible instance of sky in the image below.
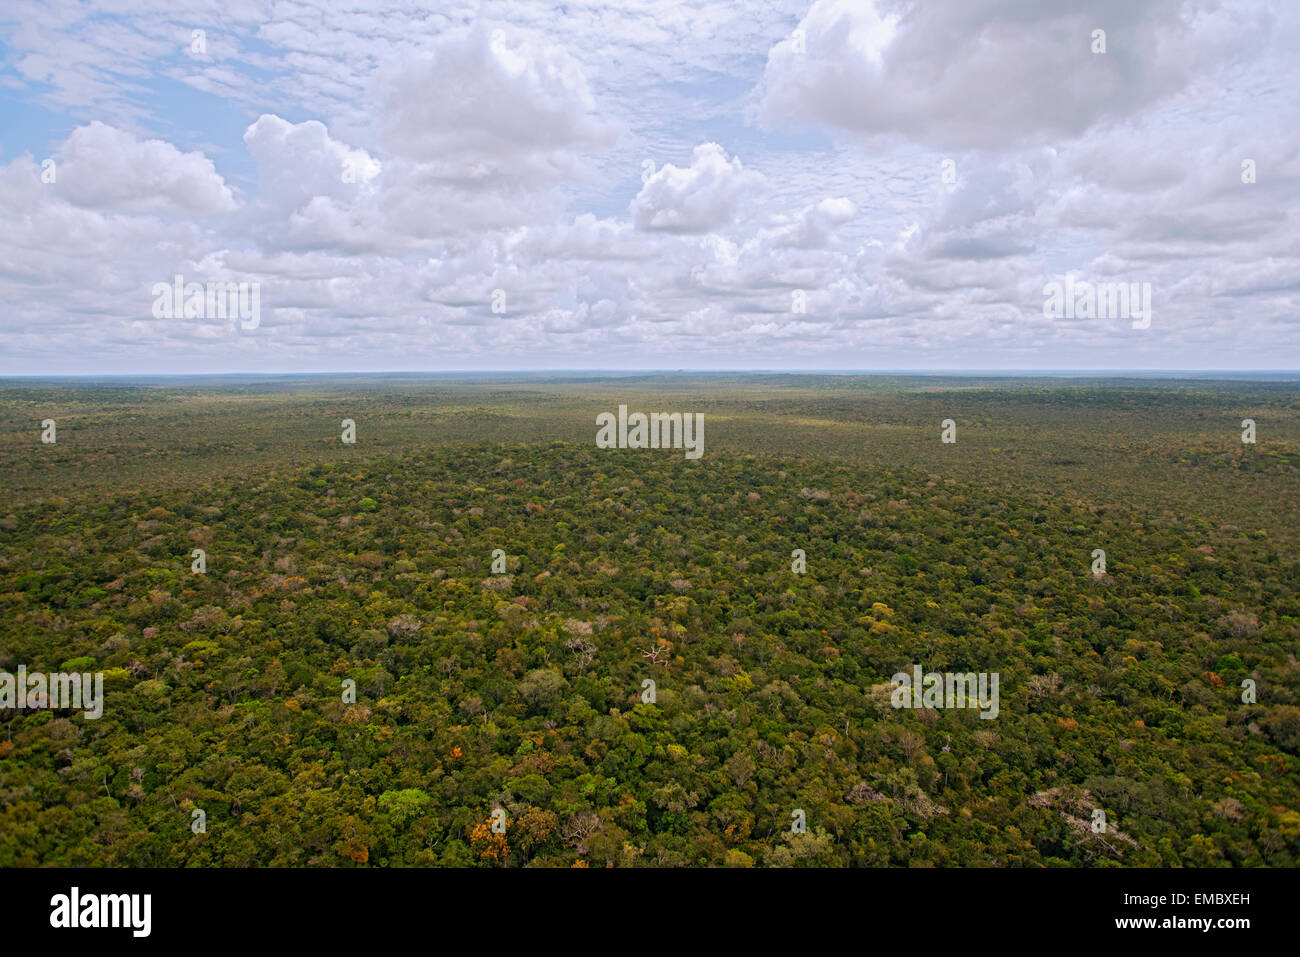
[0,0,1297,374]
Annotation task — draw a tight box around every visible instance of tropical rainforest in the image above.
[0,374,1297,867]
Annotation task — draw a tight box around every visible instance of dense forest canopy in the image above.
[1,375,1297,866]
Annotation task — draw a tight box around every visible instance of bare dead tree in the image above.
[562,811,602,854]
[564,635,597,670]
[640,642,669,666]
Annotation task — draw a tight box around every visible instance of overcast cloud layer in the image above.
[0,0,1296,373]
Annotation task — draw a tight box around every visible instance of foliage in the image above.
[0,376,1296,866]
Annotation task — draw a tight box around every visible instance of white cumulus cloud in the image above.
[53,121,236,215]
[631,142,766,233]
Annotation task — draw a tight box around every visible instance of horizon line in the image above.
[2,369,1299,380]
